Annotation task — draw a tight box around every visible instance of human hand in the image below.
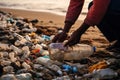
[64,22,90,46]
[52,31,68,42]
[64,30,82,46]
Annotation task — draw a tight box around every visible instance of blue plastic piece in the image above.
[72,66,78,73]
[62,64,78,73]
[93,46,96,52]
[42,55,50,59]
[62,64,71,69]
[42,35,50,41]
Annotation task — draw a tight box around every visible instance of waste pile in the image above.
[0,10,120,80]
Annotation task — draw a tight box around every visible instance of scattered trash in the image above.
[0,74,16,80]
[89,60,108,72]
[84,68,118,79]
[42,35,51,41]
[0,10,120,80]
[16,73,32,80]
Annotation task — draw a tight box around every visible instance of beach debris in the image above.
[16,73,32,80]
[89,60,108,72]
[84,68,118,79]
[0,74,16,80]
[49,43,96,61]
[0,10,120,80]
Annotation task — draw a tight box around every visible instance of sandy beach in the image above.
[0,8,109,50]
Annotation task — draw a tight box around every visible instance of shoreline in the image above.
[0,7,67,16]
[0,7,109,50]
[0,7,83,28]
[0,7,65,23]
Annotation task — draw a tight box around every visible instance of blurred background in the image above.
[0,0,92,20]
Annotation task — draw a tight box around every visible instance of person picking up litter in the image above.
[52,0,120,55]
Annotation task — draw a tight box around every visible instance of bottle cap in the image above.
[93,46,96,52]
[57,70,62,75]
[72,66,78,73]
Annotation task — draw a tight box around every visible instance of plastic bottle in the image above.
[13,33,24,40]
[0,43,10,50]
[1,60,11,66]
[10,45,22,54]
[52,75,70,80]
[49,43,67,50]
[9,52,17,62]
[21,46,30,60]
[83,68,118,79]
[3,66,14,74]
[0,20,7,28]
[0,74,16,80]
[15,73,32,80]
[42,35,51,41]
[49,43,95,61]
[22,28,37,33]
[22,62,31,70]
[0,52,9,58]
[31,44,49,56]
[36,57,62,75]
[14,39,27,46]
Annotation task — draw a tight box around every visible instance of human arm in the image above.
[52,0,84,42]
[64,22,90,46]
[65,0,111,46]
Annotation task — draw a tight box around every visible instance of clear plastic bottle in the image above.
[64,44,96,60]
[15,73,32,80]
[21,46,30,60]
[9,52,17,62]
[36,57,62,75]
[10,45,22,54]
[0,43,10,50]
[83,68,118,79]
[49,43,96,61]
[22,62,31,70]
[3,66,14,74]
[0,74,16,80]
